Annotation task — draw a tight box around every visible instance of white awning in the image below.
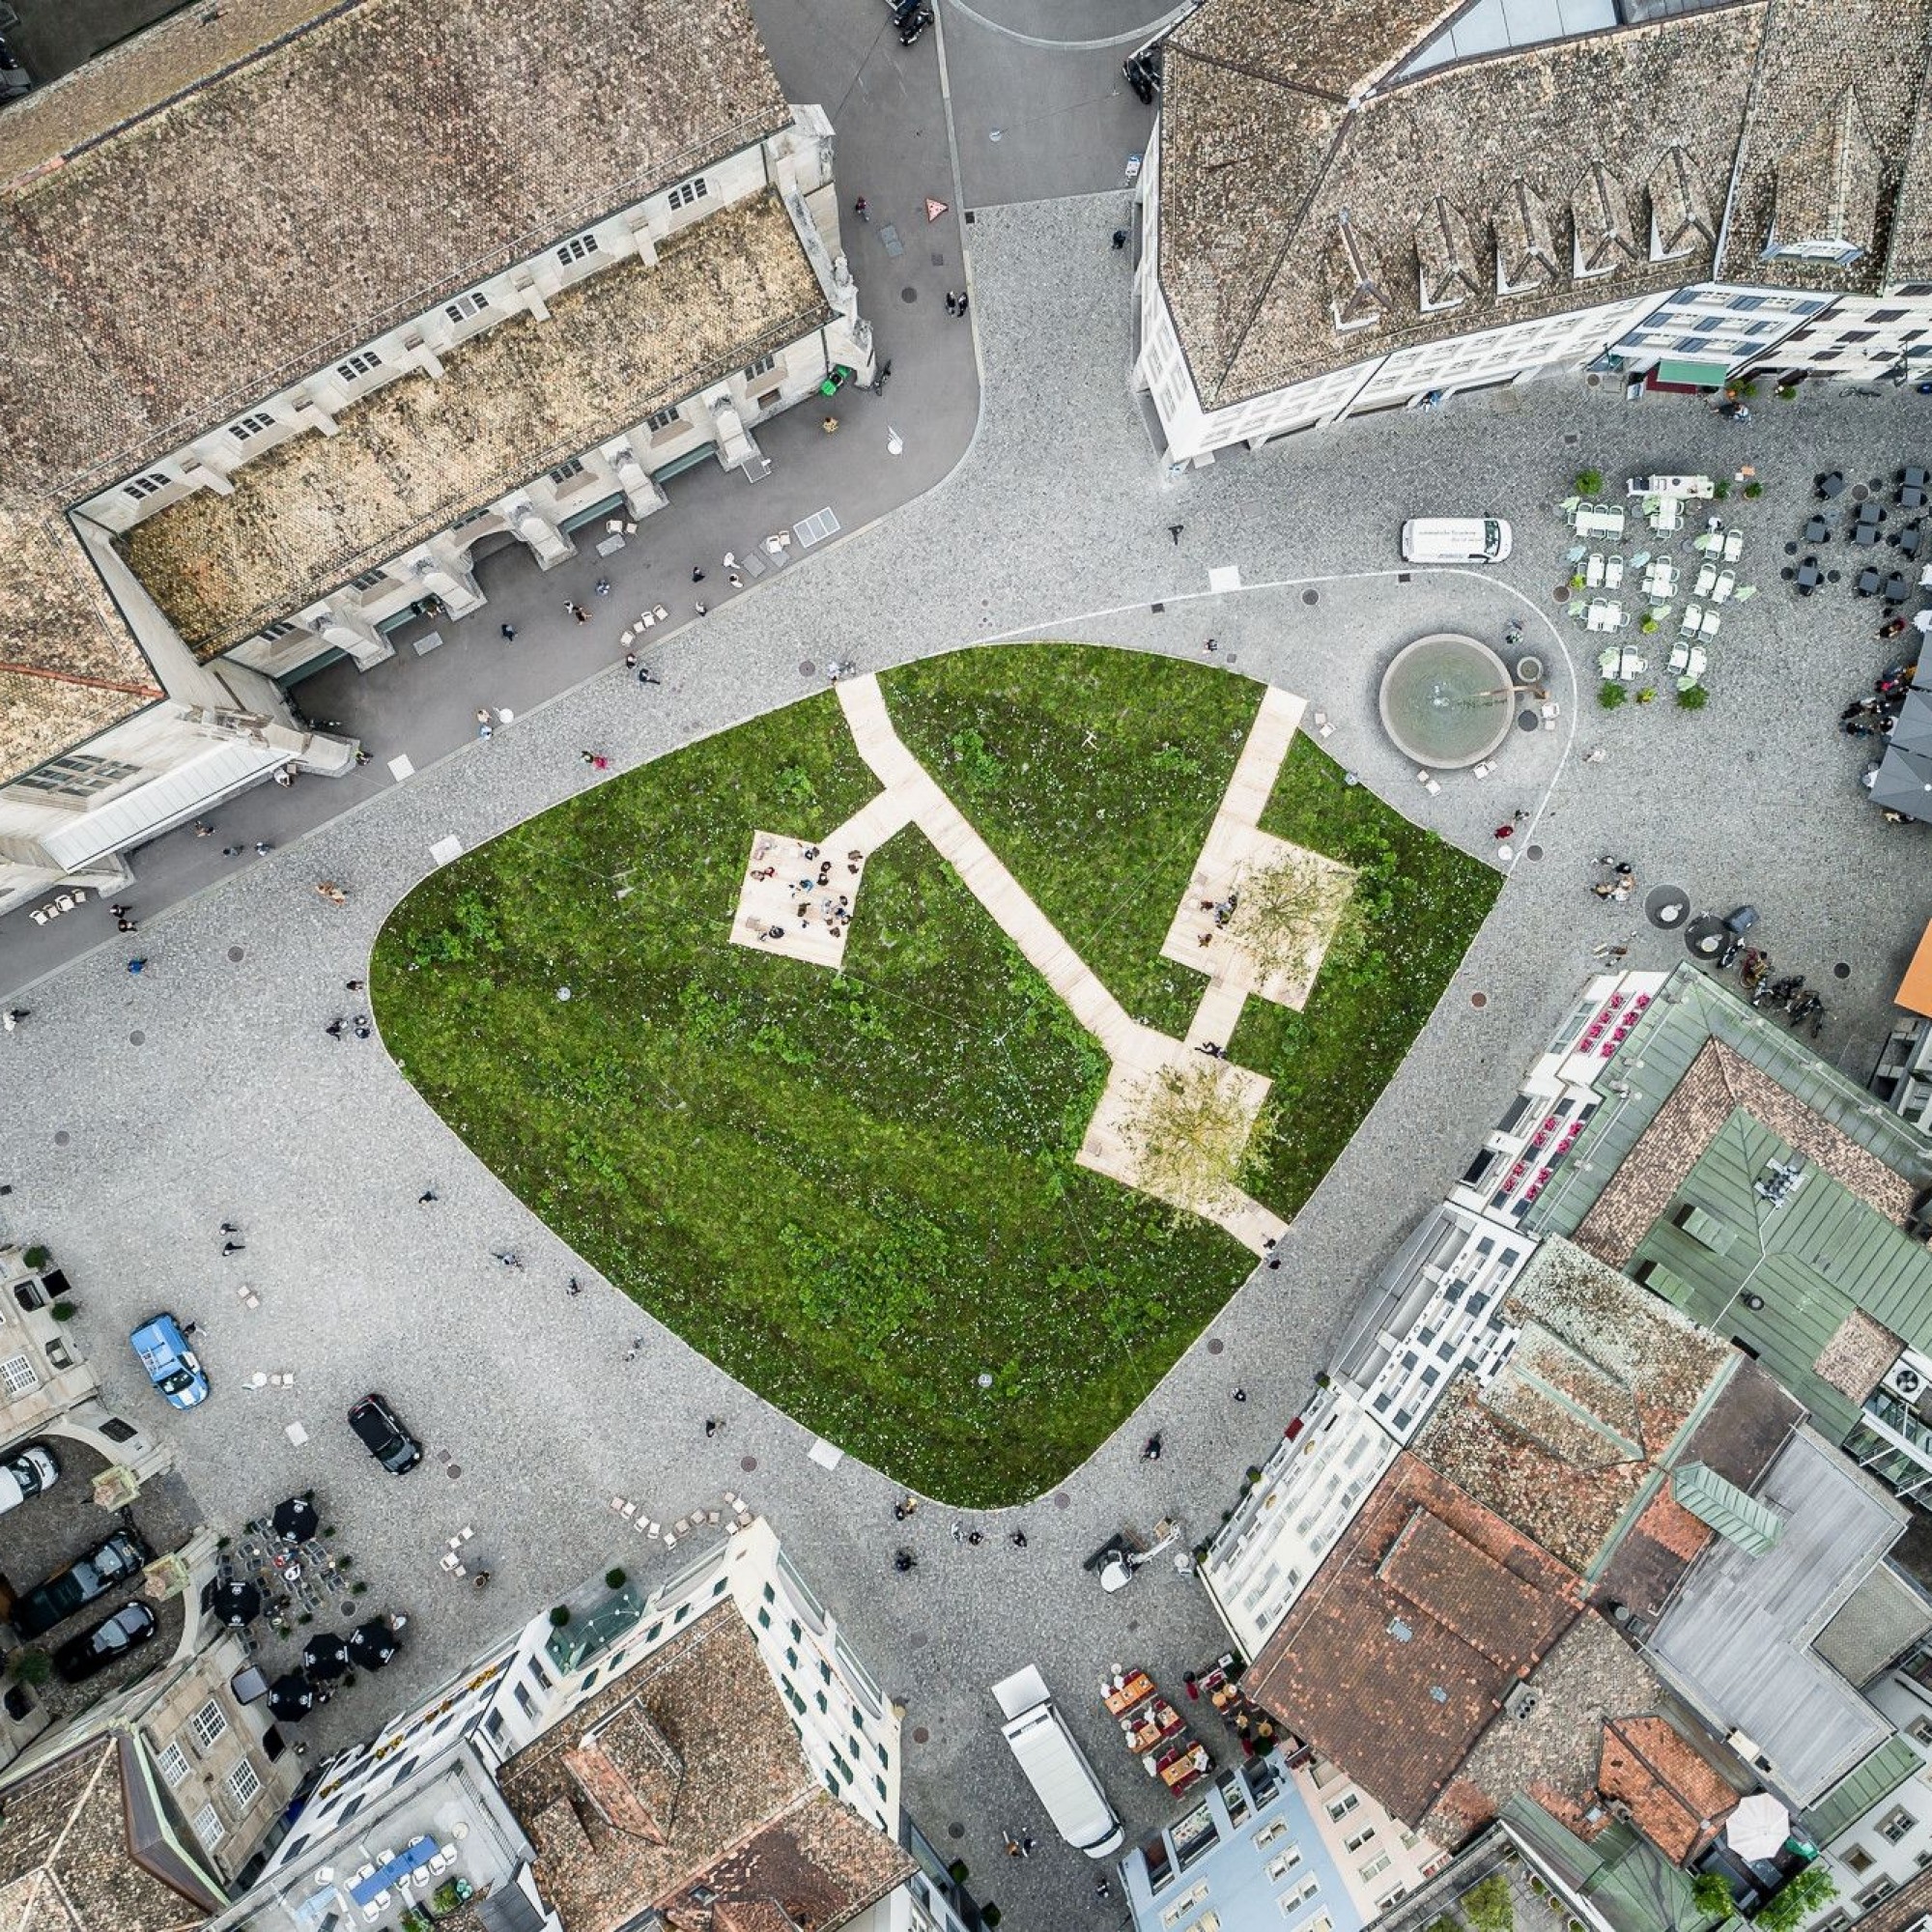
[39,739,287,872]
[1727,1792,1790,1861]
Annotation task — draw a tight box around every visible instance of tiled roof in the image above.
[1832,1859,1932,1932]
[497,1605,910,1932]
[119,191,828,659]
[1814,1310,1904,1406]
[1409,1239,1732,1577]
[1247,1453,1580,1826]
[1575,1037,1918,1267]
[1596,1716,1738,1862]
[1155,0,1932,411]
[1426,1613,1677,1850]
[0,0,790,786]
[0,1737,216,1932]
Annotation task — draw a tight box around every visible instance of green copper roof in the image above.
[1805,1732,1922,1845]
[1673,1461,1784,1554]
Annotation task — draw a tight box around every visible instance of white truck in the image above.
[990,1665,1124,1859]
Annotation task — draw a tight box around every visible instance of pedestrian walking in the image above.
[893,1548,916,1573]
[703,1416,723,1437]
[951,1523,964,1546]
[128,957,147,976]
[500,623,518,641]
[694,602,707,617]
[326,1018,346,1038]
[471,1570,492,1590]
[623,1338,643,1363]
[476,709,494,741]
[821,414,838,434]
[692,567,706,583]
[624,651,638,671]
[954,289,969,316]
[853,194,868,221]
[967,1529,983,1546]
[593,578,611,596]
[353,1016,371,1039]
[109,903,129,919]
[571,604,588,625]
[1112,228,1127,249]
[219,1222,241,1235]
[944,292,958,317]
[1203,637,1217,654]
[345,979,365,992]
[117,916,138,932]
[1019,1833,1035,1858]
[254,840,272,856]
[222,1240,245,1256]
[1168,523,1185,545]
[491,1250,523,1270]
[580,751,611,771]
[637,665,661,685]
[565,1277,582,1296]
[727,571,744,589]
[418,1188,439,1204]
[1010,1529,1027,1548]
[1004,1834,1022,1860]
[1142,1432,1163,1463]
[1582,746,1607,764]
[1233,1386,1248,1403]
[1512,808,1528,828]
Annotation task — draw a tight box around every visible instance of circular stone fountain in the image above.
[1378,633,1515,769]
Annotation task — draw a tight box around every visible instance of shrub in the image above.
[8,1649,50,1687]
[1677,683,1709,710]
[605,1568,627,1591]
[1714,479,1731,499]
[1575,468,1605,496]
[1634,687,1657,705]
[1743,480,1763,498]
[1598,680,1627,710]
[1756,1866,1834,1932]
[1463,1875,1515,1932]
[20,1246,49,1271]
[948,1861,969,1885]
[1640,614,1659,634]
[351,1579,368,1595]
[49,1302,76,1322]
[1776,384,1799,400]
[550,1605,572,1629]
[1732,379,1759,399]
[298,1612,313,1626]
[335,1555,354,1570]
[981,1909,1002,1929]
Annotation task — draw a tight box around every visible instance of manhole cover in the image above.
[1301,588,1319,606]
[1053,1491,1070,1510]
[1834,961,1851,980]
[1645,885,1691,928]
[1208,1338,1224,1355]
[899,286,918,303]
[1564,431,1580,443]
[948,1824,965,1841]
[1526,844,1545,862]
[1470,991,1489,1009]
[1686,913,1728,957]
[1553,584,1572,602]
[1853,484,1870,501]
[910,1633,929,1650]
[913,1725,930,1744]
[798,661,814,677]
[1586,375,1603,387]
[53,1130,69,1148]
[228,946,244,962]
[1517,711,1540,732]
[129,1030,145,1045]
[446,1463,462,1479]
[740,1455,757,1472]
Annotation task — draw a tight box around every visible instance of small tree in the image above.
[549,1605,572,1629]
[1228,849,1354,989]
[1575,468,1605,496]
[1598,680,1627,710]
[605,1568,627,1591]
[1691,1873,1733,1919]
[1743,480,1763,498]
[1677,683,1710,710]
[1463,1874,1516,1932]
[20,1246,49,1272]
[1776,384,1799,400]
[1122,1062,1271,1219]
[1756,1865,1834,1932]
[1714,478,1732,499]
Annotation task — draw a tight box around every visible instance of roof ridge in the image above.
[0,660,165,700]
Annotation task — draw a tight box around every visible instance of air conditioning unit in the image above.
[1884,1350,1932,1403]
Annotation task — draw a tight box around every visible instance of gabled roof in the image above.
[1415,196,1485,308]
[1647,146,1716,256]
[0,1736,222,1932]
[1572,162,1642,275]
[1247,1453,1579,1825]
[1162,0,1472,105]
[1771,90,1883,261]
[1596,1716,1737,1861]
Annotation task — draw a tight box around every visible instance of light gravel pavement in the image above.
[3,198,1931,1929]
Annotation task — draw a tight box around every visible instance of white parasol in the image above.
[1727,1792,1790,1861]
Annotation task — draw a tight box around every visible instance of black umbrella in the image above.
[213,1581,262,1628]
[302,1633,350,1681]
[268,1673,315,1720]
[270,1495,319,1544]
[348,1621,400,1670]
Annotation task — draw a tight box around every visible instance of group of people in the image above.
[749,838,865,945]
[1590,859,1636,903]
[1841,660,1919,739]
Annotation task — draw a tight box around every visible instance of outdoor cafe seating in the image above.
[1803,516,1831,544]
[1859,568,1884,596]
[1585,598,1624,632]
[1901,524,1925,559]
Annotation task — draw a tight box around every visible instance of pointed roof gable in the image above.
[1647,146,1715,257]
[1415,195,1483,308]
[1495,176,1561,292]
[1573,160,1642,274]
[1328,211,1396,329]
[1771,88,1881,261]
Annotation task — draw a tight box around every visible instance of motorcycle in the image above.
[897,4,931,43]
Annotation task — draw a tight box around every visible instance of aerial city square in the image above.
[11,0,1932,1929]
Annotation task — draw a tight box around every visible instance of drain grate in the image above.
[794,508,841,548]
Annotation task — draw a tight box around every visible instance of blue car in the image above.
[129,1314,209,1408]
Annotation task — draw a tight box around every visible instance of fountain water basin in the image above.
[1378,633,1515,769]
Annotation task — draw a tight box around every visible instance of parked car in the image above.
[348,1393,422,1474]
[13,1530,152,1639]
[0,1442,59,1517]
[52,1601,157,1681]
[130,1314,209,1408]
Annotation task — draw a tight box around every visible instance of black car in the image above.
[348,1393,422,1474]
[13,1530,151,1638]
[52,1601,157,1681]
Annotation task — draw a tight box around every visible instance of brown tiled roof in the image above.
[1597,1716,1738,1862]
[1575,1038,1918,1266]
[1425,1614,1681,1850]
[0,1737,213,1932]
[0,0,790,785]
[118,192,827,660]
[1409,1240,1731,1577]
[1815,1310,1905,1405]
[1247,1454,1580,1826]
[1157,0,1932,412]
[497,1606,910,1932]
[1836,1855,1932,1932]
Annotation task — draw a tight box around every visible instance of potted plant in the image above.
[1677,683,1709,710]
[1598,681,1627,709]
[20,1246,49,1272]
[1574,468,1604,496]
[550,1605,572,1629]
[1743,480,1763,498]
[605,1568,627,1591]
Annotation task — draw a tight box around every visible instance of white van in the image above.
[991,1665,1123,1859]
[1400,517,1513,563]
